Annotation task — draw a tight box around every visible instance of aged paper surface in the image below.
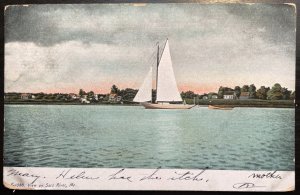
[3,167,295,191]
[3,1,295,191]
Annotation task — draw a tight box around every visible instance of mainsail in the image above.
[156,40,182,102]
[133,67,152,102]
[133,39,194,109]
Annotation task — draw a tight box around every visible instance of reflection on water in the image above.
[4,105,294,170]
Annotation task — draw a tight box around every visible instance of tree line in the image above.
[79,85,138,101]
[4,83,294,103]
[181,83,295,100]
[80,83,294,102]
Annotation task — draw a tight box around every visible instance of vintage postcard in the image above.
[3,2,296,191]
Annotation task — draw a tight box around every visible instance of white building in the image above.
[20,93,30,100]
[223,91,235,99]
[80,98,90,104]
[69,93,79,99]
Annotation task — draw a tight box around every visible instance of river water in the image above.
[4,105,294,170]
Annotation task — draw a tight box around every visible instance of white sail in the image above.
[133,67,152,102]
[156,40,182,102]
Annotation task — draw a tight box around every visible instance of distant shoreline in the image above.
[4,99,294,108]
[193,99,295,108]
[4,101,139,106]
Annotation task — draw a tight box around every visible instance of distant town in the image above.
[4,83,295,107]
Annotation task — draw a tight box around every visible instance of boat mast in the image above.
[154,38,168,103]
[155,42,159,103]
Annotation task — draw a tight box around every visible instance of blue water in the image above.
[4,105,294,170]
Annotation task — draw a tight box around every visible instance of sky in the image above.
[4,3,296,94]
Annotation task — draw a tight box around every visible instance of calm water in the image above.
[4,105,294,170]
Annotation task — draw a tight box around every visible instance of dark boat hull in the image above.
[141,102,195,109]
[208,105,234,110]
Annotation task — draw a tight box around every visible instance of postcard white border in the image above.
[3,1,296,192]
[3,167,294,191]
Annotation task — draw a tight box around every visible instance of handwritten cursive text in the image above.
[56,169,100,180]
[7,168,45,184]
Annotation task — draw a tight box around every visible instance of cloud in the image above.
[5,41,159,93]
[4,3,296,93]
[6,4,295,46]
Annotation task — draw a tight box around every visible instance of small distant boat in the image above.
[208,105,234,110]
[133,39,195,109]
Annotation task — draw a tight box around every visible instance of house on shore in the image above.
[20,93,31,100]
[80,98,90,104]
[69,93,79,99]
[109,93,122,102]
[223,91,236,99]
[94,94,99,101]
[98,94,105,100]
[240,92,250,100]
[80,94,90,103]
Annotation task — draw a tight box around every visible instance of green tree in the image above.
[218,86,225,98]
[208,92,218,99]
[111,85,120,95]
[281,88,291,100]
[55,94,63,100]
[103,94,109,101]
[119,88,138,101]
[234,86,241,99]
[200,93,208,99]
[50,95,56,100]
[241,85,249,92]
[290,91,295,100]
[256,86,269,100]
[87,91,95,99]
[249,84,256,99]
[267,83,283,100]
[181,91,196,99]
[36,93,44,99]
[79,89,86,97]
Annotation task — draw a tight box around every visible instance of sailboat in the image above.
[133,39,195,109]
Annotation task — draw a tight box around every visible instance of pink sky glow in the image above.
[19,83,230,95]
